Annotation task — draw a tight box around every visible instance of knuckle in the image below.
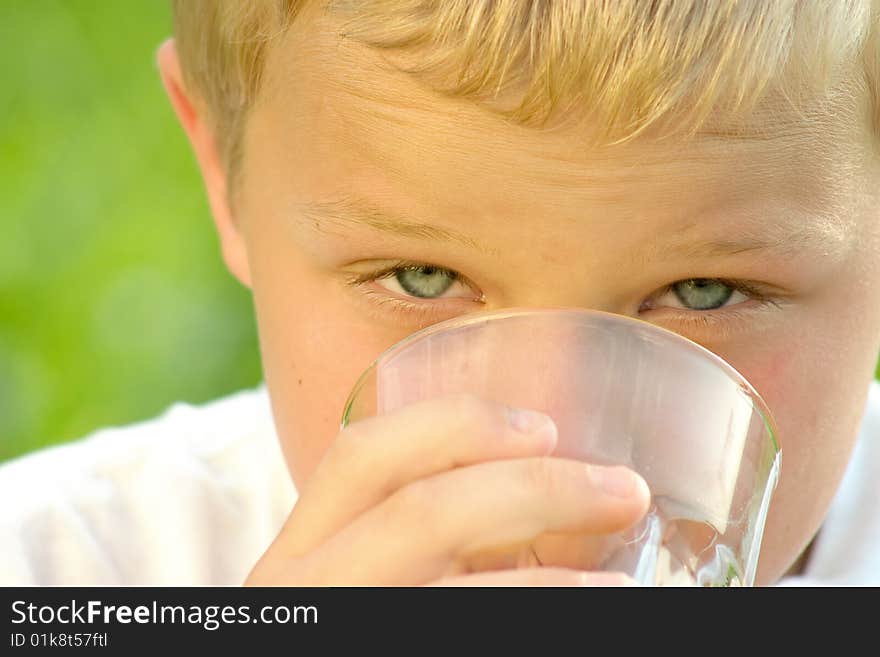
[385,481,451,552]
[522,457,564,496]
[386,480,434,524]
[331,421,363,450]
[322,422,370,470]
[445,393,502,435]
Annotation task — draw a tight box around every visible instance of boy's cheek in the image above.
[725,313,876,582]
[250,274,409,488]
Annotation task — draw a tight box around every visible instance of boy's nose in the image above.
[375,307,631,460]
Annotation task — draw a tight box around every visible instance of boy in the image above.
[2,0,879,585]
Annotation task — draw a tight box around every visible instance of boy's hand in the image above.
[244,394,650,586]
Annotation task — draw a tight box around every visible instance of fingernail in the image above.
[507,407,555,435]
[592,465,646,499]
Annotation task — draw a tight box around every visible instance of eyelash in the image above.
[344,260,478,323]
[344,260,782,331]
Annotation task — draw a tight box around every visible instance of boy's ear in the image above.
[156,38,252,289]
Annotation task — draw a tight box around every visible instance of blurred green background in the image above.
[0,1,262,463]
[1,3,879,465]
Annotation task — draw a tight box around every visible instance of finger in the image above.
[428,569,638,587]
[280,394,558,556]
[299,456,650,585]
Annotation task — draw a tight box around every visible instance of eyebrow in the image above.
[656,213,852,262]
[298,195,851,263]
[298,196,494,254]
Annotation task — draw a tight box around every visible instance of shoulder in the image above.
[0,385,296,585]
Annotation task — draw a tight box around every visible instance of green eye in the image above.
[672,279,734,311]
[395,266,457,298]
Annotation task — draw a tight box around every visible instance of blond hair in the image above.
[171,0,880,179]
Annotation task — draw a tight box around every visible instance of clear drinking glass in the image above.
[341,308,781,586]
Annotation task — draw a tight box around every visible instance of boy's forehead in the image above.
[276,14,863,168]
[254,10,866,254]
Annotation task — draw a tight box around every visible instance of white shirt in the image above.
[0,386,296,585]
[1,381,878,586]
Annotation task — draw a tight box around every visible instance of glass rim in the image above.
[340,306,780,452]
